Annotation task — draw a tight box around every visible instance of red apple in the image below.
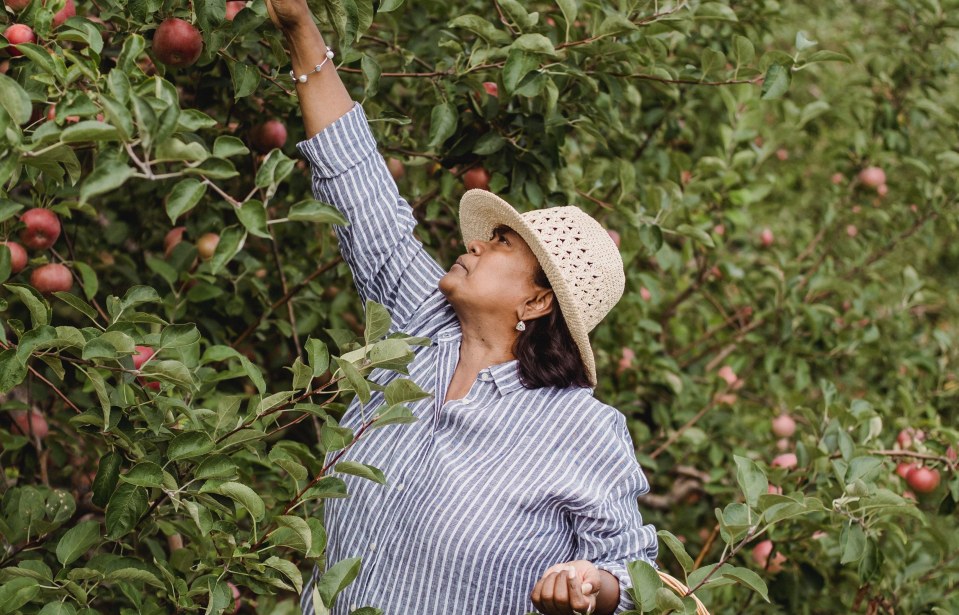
[4,0,31,11]
[225,1,245,21]
[19,208,61,250]
[250,119,287,154]
[164,226,187,257]
[906,466,940,494]
[713,224,725,236]
[51,0,75,27]
[639,287,651,302]
[895,462,917,480]
[482,81,498,97]
[606,229,621,248]
[228,582,241,614]
[897,428,924,449]
[760,227,774,247]
[132,345,155,370]
[751,540,785,573]
[30,263,72,293]
[0,241,28,273]
[858,166,886,189]
[771,414,796,438]
[463,167,490,191]
[386,158,405,181]
[616,347,635,375]
[771,453,797,470]
[11,409,48,439]
[775,437,790,451]
[767,484,782,495]
[197,232,219,260]
[830,173,844,185]
[152,18,203,68]
[4,24,36,57]
[876,184,888,197]
[846,224,858,237]
[717,365,738,386]
[775,148,789,161]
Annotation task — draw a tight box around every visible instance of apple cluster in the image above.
[2,208,74,294]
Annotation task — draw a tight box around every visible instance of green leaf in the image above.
[210,226,246,275]
[0,349,25,393]
[92,452,122,508]
[804,50,852,64]
[80,160,133,203]
[657,529,694,574]
[288,200,348,225]
[291,356,314,391]
[56,519,101,566]
[734,455,768,508]
[320,416,354,452]
[230,60,261,100]
[104,568,164,588]
[105,483,148,540]
[60,121,121,143]
[719,566,769,602]
[840,521,867,564]
[38,602,77,615]
[503,49,539,92]
[120,462,164,488]
[0,74,31,126]
[237,199,271,238]
[335,461,386,484]
[428,102,457,148]
[272,515,313,552]
[317,557,362,608]
[448,15,510,44]
[213,135,250,158]
[53,292,99,323]
[160,324,201,348]
[73,261,99,300]
[195,455,239,480]
[511,33,556,56]
[372,404,417,428]
[364,301,392,343]
[377,0,404,11]
[335,357,371,404]
[795,31,818,50]
[0,578,40,615]
[626,560,661,612]
[556,0,576,40]
[214,481,265,521]
[306,337,331,376]
[675,224,716,248]
[165,178,206,224]
[361,54,382,97]
[733,35,755,66]
[4,283,51,328]
[384,378,431,406]
[167,431,215,461]
[761,63,791,100]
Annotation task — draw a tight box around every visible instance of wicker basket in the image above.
[657,571,710,615]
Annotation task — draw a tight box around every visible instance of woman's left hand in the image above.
[531,559,602,614]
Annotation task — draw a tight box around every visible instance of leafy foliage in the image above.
[0,0,957,613]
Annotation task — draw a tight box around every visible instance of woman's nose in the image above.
[466,240,482,255]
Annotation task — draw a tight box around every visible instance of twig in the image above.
[269,227,303,360]
[693,524,720,570]
[232,256,343,347]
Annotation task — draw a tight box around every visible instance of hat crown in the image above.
[519,206,625,333]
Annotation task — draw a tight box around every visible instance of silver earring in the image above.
[515,321,526,332]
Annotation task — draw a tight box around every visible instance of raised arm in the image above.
[268,0,446,329]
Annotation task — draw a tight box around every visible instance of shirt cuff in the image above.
[295,102,379,179]
[596,560,648,614]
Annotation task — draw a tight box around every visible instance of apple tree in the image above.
[0,0,957,613]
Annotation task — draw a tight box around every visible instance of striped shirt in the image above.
[296,103,658,615]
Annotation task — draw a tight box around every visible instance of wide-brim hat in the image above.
[459,189,626,386]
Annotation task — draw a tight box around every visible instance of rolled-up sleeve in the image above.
[296,103,446,331]
[572,415,659,613]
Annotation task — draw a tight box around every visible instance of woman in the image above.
[265,2,659,614]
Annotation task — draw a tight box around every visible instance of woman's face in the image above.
[439,226,552,322]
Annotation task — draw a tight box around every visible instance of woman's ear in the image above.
[521,288,554,322]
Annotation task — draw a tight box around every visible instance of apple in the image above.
[846,224,858,237]
[3,0,31,11]
[225,1,246,20]
[906,466,940,494]
[858,166,886,189]
[152,18,203,68]
[463,166,490,191]
[11,409,48,439]
[19,208,62,250]
[876,184,888,197]
[51,0,75,27]
[639,287,651,302]
[775,438,790,451]
[895,462,916,480]
[616,347,635,375]
[771,453,797,470]
[767,484,782,495]
[771,414,796,438]
[386,158,405,181]
[228,582,241,614]
[30,263,72,293]
[132,345,161,390]
[713,224,725,236]
[250,119,287,154]
[0,241,28,273]
[717,365,738,386]
[482,81,498,97]
[197,232,219,260]
[164,226,187,257]
[775,148,789,161]
[830,173,844,185]
[751,540,785,573]
[947,446,957,462]
[896,428,924,449]
[606,229,621,248]
[4,24,36,57]
[760,227,774,247]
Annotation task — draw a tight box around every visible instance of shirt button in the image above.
[479,372,492,382]
[370,543,377,552]
[350,604,357,611]
[396,483,404,491]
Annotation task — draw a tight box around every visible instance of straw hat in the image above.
[459,189,625,386]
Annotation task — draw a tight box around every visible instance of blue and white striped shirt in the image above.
[296,103,658,615]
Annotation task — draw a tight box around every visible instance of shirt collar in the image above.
[435,326,527,397]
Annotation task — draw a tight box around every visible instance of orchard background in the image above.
[1,0,957,613]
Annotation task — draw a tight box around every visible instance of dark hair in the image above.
[513,265,592,390]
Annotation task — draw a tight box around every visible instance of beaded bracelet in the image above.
[289,46,335,84]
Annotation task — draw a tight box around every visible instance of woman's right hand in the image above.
[264,0,311,32]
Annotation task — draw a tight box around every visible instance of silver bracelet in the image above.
[289,46,335,84]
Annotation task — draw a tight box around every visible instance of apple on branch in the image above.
[19,208,61,250]
[30,263,72,293]
[152,18,203,68]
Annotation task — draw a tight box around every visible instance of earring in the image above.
[515,321,526,332]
